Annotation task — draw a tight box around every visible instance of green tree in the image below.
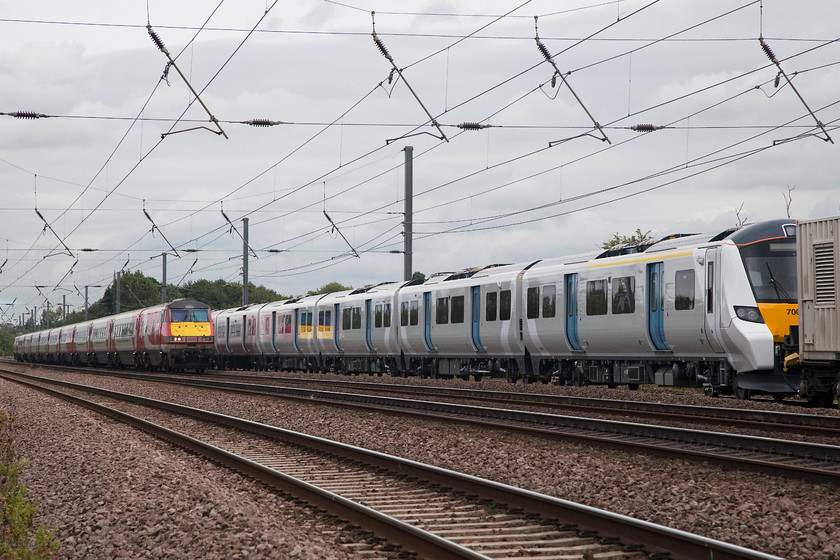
[98,270,163,314]
[601,228,654,250]
[0,324,22,356]
[180,279,283,309]
[247,283,284,304]
[411,271,426,282]
[180,279,242,310]
[307,282,352,296]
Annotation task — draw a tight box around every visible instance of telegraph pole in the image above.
[403,146,413,282]
[115,272,121,314]
[162,253,168,303]
[242,217,249,306]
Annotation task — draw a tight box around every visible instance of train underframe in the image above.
[213,347,837,406]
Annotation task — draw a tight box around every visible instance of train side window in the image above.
[612,276,635,314]
[526,287,540,319]
[375,304,383,328]
[343,308,352,330]
[320,310,331,331]
[706,263,714,313]
[586,280,608,316]
[486,292,497,322]
[410,300,419,326]
[451,296,465,324]
[352,307,362,329]
[675,269,695,310]
[499,290,511,321]
[400,301,409,326]
[384,303,391,328]
[437,297,450,325]
[542,285,556,318]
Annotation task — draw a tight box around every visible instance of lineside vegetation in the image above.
[0,411,59,559]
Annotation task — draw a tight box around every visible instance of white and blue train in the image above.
[213,218,840,405]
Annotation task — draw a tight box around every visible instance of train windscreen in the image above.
[739,239,797,303]
[171,309,210,322]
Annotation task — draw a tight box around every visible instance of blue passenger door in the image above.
[647,263,669,350]
[293,309,301,352]
[224,317,232,352]
[471,286,485,351]
[364,299,374,352]
[334,304,343,352]
[423,292,434,352]
[564,274,582,351]
[270,311,278,352]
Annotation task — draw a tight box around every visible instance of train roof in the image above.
[165,298,212,309]
[727,219,796,245]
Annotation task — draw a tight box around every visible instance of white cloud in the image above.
[1,0,839,318]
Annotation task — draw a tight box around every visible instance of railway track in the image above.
[0,370,782,560]
[205,371,840,437]
[12,360,840,438]
[8,365,840,482]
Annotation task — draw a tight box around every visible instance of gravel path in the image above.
[3,364,840,559]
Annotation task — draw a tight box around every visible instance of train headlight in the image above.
[734,306,764,323]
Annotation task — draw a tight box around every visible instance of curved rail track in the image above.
[0,370,782,560]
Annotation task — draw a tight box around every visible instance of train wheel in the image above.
[772,393,785,403]
[732,375,751,400]
[808,392,835,408]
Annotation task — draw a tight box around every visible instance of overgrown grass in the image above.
[0,412,59,560]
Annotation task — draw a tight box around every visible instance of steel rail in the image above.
[12,360,838,436]
[53,368,840,481]
[0,371,783,560]
[201,372,840,436]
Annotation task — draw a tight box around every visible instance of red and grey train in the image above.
[14,299,214,372]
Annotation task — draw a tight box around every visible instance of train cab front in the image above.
[729,220,799,397]
[162,299,215,372]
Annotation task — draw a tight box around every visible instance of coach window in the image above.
[543,285,556,318]
[451,296,465,324]
[526,287,540,319]
[612,276,635,314]
[499,290,511,321]
[586,280,608,316]
[383,303,392,328]
[343,308,352,330]
[319,310,331,332]
[400,302,409,326]
[675,269,695,310]
[437,297,450,325]
[352,307,362,329]
[375,304,383,328]
[410,300,419,326]
[486,292,497,322]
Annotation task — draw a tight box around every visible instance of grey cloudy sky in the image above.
[1,0,838,322]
